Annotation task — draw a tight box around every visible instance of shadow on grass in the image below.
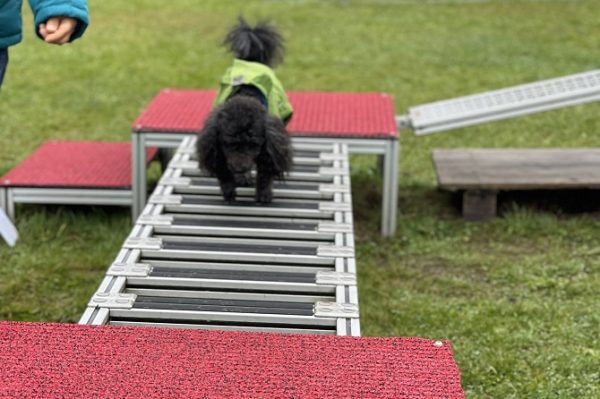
[429,189,600,222]
[16,204,131,220]
[497,189,600,216]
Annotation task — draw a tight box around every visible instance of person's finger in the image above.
[39,23,47,38]
[44,18,77,44]
[45,17,60,33]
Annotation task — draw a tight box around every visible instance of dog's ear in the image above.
[258,115,293,177]
[198,110,222,175]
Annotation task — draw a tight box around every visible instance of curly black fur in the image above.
[222,16,285,67]
[198,96,292,203]
[198,18,292,204]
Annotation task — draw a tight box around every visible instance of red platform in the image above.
[133,89,398,138]
[0,321,464,399]
[0,141,157,188]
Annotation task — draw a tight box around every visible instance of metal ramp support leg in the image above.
[382,139,399,236]
[131,133,146,221]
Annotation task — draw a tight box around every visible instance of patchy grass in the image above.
[1,1,600,397]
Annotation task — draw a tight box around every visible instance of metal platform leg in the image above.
[381,139,399,236]
[0,187,6,216]
[0,187,18,246]
[131,133,146,221]
[3,188,16,221]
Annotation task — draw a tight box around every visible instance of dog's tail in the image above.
[223,16,284,67]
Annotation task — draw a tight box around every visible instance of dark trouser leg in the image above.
[0,48,8,87]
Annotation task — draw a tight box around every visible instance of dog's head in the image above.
[198,96,292,178]
[217,97,266,174]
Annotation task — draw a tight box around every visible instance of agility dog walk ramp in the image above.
[398,70,600,135]
[81,137,359,336]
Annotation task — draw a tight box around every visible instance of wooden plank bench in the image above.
[433,148,600,220]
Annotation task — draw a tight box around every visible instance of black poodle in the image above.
[198,18,293,204]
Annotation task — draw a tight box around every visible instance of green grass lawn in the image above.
[1,0,600,397]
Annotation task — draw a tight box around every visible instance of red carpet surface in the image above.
[133,89,398,138]
[0,141,157,188]
[0,321,464,399]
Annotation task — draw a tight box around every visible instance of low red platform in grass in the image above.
[0,140,157,188]
[0,321,464,399]
[132,89,398,138]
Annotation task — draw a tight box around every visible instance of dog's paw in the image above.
[223,192,236,203]
[255,188,273,204]
[221,184,236,203]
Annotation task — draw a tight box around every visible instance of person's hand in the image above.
[39,17,78,45]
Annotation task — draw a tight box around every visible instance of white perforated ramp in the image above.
[406,70,600,135]
[81,137,359,336]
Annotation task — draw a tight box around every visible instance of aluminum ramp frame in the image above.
[399,70,600,135]
[81,137,360,336]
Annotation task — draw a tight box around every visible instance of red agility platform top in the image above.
[0,321,464,399]
[0,141,157,188]
[133,89,398,138]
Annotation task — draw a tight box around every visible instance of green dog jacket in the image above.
[214,59,293,122]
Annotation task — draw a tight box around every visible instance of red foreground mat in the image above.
[0,322,464,399]
[133,89,398,138]
[0,141,157,188]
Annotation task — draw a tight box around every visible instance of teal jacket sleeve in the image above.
[28,0,89,42]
